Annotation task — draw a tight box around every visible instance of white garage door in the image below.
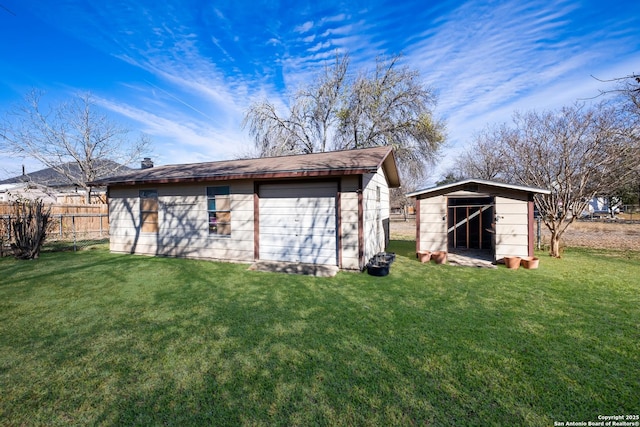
[259,182,337,265]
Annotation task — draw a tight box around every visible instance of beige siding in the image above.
[108,175,384,270]
[108,181,255,262]
[418,195,447,252]
[362,168,390,263]
[340,176,360,270]
[494,195,529,259]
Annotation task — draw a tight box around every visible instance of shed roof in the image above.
[89,146,400,188]
[407,179,550,198]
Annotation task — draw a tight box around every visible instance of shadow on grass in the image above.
[1,243,638,425]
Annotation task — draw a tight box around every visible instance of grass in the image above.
[1,242,639,426]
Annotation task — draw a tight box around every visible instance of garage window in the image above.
[140,190,158,233]
[207,186,231,236]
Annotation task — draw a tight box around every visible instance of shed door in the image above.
[447,197,494,251]
[259,182,338,265]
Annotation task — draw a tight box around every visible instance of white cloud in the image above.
[396,0,640,185]
[4,0,638,179]
[94,96,250,164]
[319,14,348,25]
[294,21,314,33]
[308,41,332,53]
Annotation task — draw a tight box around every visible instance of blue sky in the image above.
[1,0,639,184]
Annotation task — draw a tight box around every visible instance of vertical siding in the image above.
[108,181,255,262]
[418,195,447,251]
[494,195,530,259]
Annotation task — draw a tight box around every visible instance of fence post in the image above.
[72,214,77,252]
[536,217,542,250]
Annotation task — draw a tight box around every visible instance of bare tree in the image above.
[336,55,445,179]
[244,54,349,157]
[593,73,640,103]
[243,53,445,181]
[453,126,515,181]
[0,90,151,202]
[461,103,639,257]
[622,73,640,105]
[390,173,421,221]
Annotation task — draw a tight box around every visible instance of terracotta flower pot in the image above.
[521,256,539,269]
[417,250,431,263]
[432,251,447,265]
[504,256,521,270]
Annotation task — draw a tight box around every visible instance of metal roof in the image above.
[407,178,550,198]
[89,146,401,188]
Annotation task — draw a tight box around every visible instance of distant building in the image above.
[0,182,57,204]
[0,160,134,204]
[582,196,622,218]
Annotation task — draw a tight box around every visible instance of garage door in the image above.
[259,182,337,265]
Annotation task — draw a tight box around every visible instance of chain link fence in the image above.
[1,212,109,256]
[621,204,640,220]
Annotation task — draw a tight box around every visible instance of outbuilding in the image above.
[90,147,400,271]
[407,179,550,263]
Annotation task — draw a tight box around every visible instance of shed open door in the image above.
[447,197,494,251]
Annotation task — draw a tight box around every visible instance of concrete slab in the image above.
[447,250,496,268]
[248,261,339,277]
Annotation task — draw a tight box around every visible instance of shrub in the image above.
[9,198,51,260]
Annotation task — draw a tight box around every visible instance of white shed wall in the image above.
[108,173,393,269]
[362,167,390,262]
[494,195,530,259]
[418,195,447,252]
[109,181,255,262]
[339,176,361,270]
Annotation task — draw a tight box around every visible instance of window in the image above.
[207,186,231,236]
[140,190,158,233]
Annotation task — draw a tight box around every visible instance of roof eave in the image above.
[379,147,401,188]
[407,178,551,198]
[90,167,384,187]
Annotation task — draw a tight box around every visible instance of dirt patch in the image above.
[539,220,640,251]
[390,216,640,251]
[390,218,416,240]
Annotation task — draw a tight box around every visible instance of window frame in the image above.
[206,186,231,237]
[139,189,159,233]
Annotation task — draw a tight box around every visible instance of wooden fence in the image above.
[1,203,109,253]
[0,203,108,215]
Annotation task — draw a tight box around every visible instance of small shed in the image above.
[407,179,550,262]
[90,147,400,271]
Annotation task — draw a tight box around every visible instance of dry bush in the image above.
[9,198,51,260]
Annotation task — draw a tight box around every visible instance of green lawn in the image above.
[1,242,639,426]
